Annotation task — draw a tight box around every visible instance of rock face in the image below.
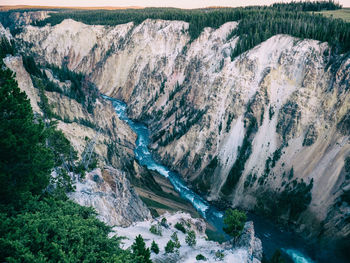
[235,222,263,263]
[8,11,50,26]
[68,167,151,226]
[15,18,350,245]
[2,47,151,227]
[4,55,41,113]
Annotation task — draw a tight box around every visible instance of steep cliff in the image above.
[16,18,349,246]
[2,51,151,226]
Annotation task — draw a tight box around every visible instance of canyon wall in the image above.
[15,18,350,245]
[2,22,151,225]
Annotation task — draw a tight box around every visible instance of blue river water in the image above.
[103,95,323,263]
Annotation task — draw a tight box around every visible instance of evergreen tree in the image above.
[131,235,152,263]
[0,61,54,205]
[171,232,181,249]
[151,240,159,254]
[185,230,196,247]
[164,239,176,254]
[223,208,247,239]
[0,197,131,263]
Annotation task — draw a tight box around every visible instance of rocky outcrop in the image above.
[4,55,41,113]
[68,167,151,226]
[0,23,13,41]
[235,222,263,263]
[114,212,259,263]
[15,18,350,245]
[8,11,51,26]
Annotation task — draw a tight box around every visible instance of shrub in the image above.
[161,217,168,227]
[174,222,186,233]
[196,254,207,261]
[223,208,247,238]
[185,230,196,247]
[164,240,176,254]
[215,250,225,260]
[149,223,162,236]
[151,240,159,254]
[171,232,181,249]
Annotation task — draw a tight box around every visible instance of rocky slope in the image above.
[2,34,151,225]
[69,166,151,226]
[14,18,350,247]
[114,212,262,263]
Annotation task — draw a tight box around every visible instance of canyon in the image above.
[1,9,349,261]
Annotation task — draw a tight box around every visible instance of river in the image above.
[103,95,337,263]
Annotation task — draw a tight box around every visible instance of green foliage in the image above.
[256,177,313,224]
[258,146,284,185]
[47,123,78,167]
[48,64,98,113]
[205,228,225,244]
[0,62,54,205]
[0,37,15,59]
[33,76,55,119]
[288,167,294,180]
[272,1,341,12]
[215,250,225,260]
[194,156,217,194]
[164,239,176,254]
[269,106,275,120]
[131,235,152,263]
[23,56,98,112]
[196,254,207,261]
[345,156,350,179]
[171,232,181,249]
[28,2,350,56]
[269,249,285,263]
[174,222,187,233]
[221,116,257,195]
[48,64,86,103]
[340,190,350,205]
[185,230,196,247]
[149,224,162,236]
[337,110,350,135]
[0,60,135,263]
[158,107,206,147]
[230,6,350,59]
[0,196,132,263]
[161,217,168,227]
[22,55,43,78]
[282,178,314,218]
[150,240,159,254]
[223,208,247,238]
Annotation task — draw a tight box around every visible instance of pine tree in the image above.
[185,230,196,247]
[164,240,175,254]
[223,209,247,239]
[171,232,181,249]
[150,240,159,254]
[0,60,54,205]
[131,235,152,263]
